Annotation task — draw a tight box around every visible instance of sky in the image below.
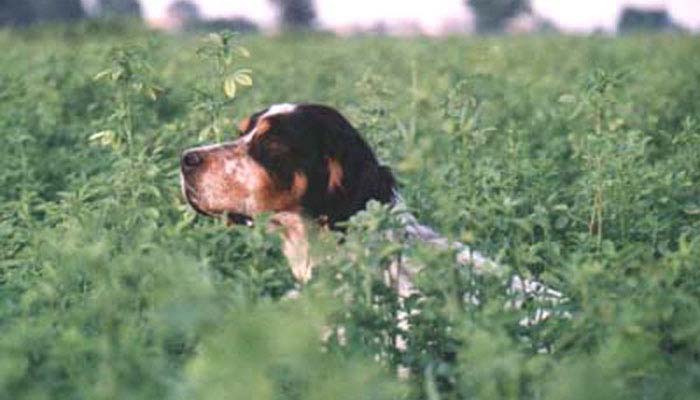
[137,0,700,32]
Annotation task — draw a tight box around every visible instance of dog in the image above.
[180,103,563,328]
[180,103,399,281]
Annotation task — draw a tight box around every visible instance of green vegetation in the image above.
[1,26,700,399]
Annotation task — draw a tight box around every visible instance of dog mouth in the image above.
[180,174,209,215]
[225,212,254,226]
[184,192,254,227]
[180,173,254,227]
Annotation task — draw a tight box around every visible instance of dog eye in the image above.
[263,139,290,155]
[250,136,291,164]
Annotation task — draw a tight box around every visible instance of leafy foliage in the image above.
[1,27,700,399]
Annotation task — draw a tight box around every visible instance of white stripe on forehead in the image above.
[261,103,297,119]
[184,104,298,150]
[239,103,297,144]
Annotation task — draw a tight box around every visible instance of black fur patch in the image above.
[247,104,396,228]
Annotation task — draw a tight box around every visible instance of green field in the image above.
[2,25,700,399]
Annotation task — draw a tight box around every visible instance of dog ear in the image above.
[296,106,396,227]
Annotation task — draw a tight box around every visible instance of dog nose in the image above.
[181,150,203,170]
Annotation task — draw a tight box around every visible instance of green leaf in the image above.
[234,71,253,87]
[558,94,576,104]
[237,46,251,58]
[88,130,112,140]
[110,68,123,81]
[223,76,237,98]
[88,130,116,147]
[93,69,112,81]
[555,216,569,229]
[144,85,161,101]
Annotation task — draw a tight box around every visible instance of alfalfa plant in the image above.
[90,43,163,153]
[194,31,253,141]
[566,69,632,251]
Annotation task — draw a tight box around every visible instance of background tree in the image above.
[34,0,85,22]
[167,0,200,26]
[1,0,85,26]
[191,18,260,34]
[97,0,142,19]
[466,0,530,33]
[269,0,316,30]
[0,0,36,26]
[617,7,678,33]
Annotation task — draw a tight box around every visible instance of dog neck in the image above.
[270,211,314,283]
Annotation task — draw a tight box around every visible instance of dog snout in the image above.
[181,150,203,172]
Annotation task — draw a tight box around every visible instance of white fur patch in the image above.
[223,158,238,175]
[179,172,188,201]
[237,103,296,144]
[240,131,255,144]
[262,103,297,119]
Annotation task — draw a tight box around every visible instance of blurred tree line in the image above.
[0,0,320,32]
[617,7,682,33]
[166,0,316,33]
[167,0,259,33]
[97,0,141,19]
[270,0,316,30]
[0,0,141,27]
[0,0,687,42]
[466,0,530,33]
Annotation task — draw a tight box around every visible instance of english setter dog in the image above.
[180,103,564,353]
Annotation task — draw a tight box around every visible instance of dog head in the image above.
[180,103,396,228]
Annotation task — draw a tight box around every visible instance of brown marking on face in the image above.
[255,172,308,212]
[327,157,344,192]
[238,117,251,133]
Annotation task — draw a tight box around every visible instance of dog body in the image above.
[180,103,563,323]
